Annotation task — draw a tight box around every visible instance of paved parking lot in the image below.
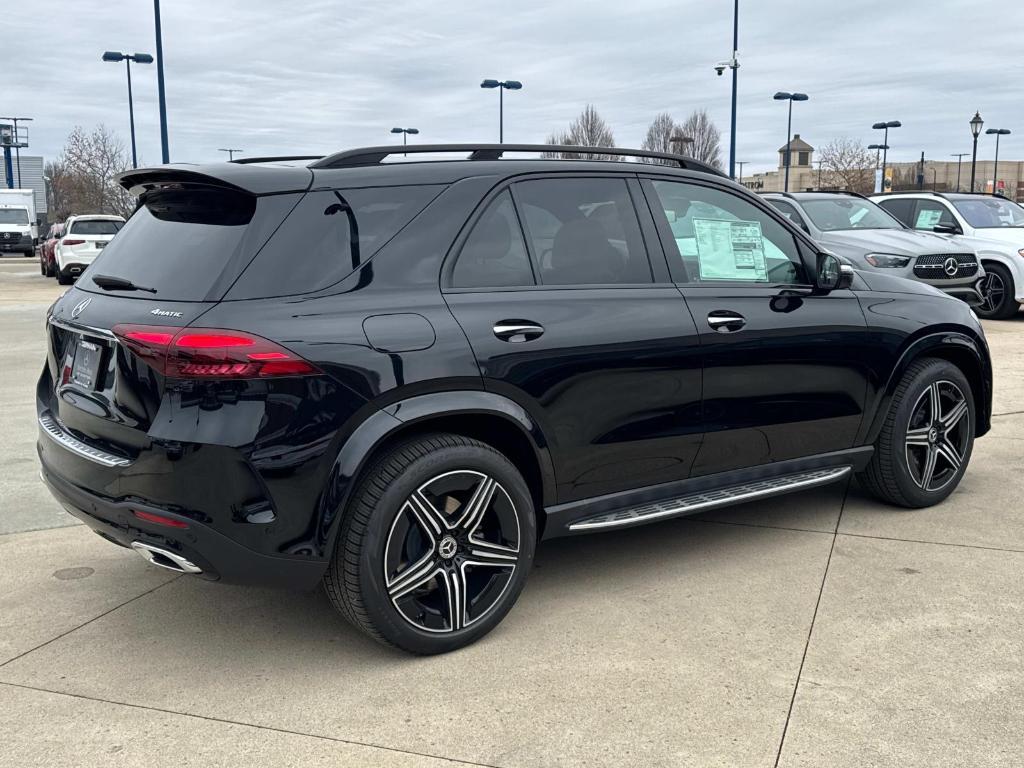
[2,254,1022,767]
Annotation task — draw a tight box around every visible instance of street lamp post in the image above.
[218,148,243,161]
[103,51,154,169]
[480,80,522,143]
[868,143,888,192]
[0,116,32,187]
[736,160,746,181]
[153,0,170,163]
[969,112,984,192]
[985,127,1011,195]
[390,127,419,156]
[950,153,969,192]
[773,92,808,193]
[872,120,901,193]
[669,135,694,157]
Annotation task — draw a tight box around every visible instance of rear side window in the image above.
[876,197,915,226]
[69,219,123,235]
[228,185,441,299]
[767,200,808,232]
[451,191,535,288]
[515,178,652,285]
[79,187,262,301]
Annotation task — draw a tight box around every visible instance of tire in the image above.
[976,262,1019,320]
[45,260,55,278]
[39,257,46,276]
[324,433,536,654]
[858,358,974,508]
[57,269,73,285]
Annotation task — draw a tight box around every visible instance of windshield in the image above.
[953,197,1024,228]
[0,209,29,225]
[69,219,124,235]
[800,198,903,231]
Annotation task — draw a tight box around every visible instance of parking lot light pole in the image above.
[390,127,419,156]
[669,135,694,157]
[969,112,984,192]
[950,153,969,192]
[153,0,170,163]
[872,120,901,193]
[985,128,1011,195]
[736,160,746,181]
[868,143,888,192]
[774,92,808,193]
[218,148,243,161]
[103,51,153,169]
[480,80,522,144]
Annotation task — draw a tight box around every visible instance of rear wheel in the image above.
[858,358,974,508]
[324,434,536,654]
[57,269,73,285]
[976,262,1019,319]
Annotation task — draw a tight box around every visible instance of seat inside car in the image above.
[548,218,624,284]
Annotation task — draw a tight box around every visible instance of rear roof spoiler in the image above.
[116,164,313,196]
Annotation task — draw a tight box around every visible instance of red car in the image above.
[39,222,64,278]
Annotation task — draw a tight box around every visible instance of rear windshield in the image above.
[226,184,443,299]
[70,219,123,235]
[0,209,29,225]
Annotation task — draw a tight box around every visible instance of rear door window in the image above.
[227,185,442,299]
[875,197,915,226]
[451,191,535,288]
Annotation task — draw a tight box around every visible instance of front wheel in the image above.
[324,434,536,654]
[975,262,1019,320]
[858,358,974,508]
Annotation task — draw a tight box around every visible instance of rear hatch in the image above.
[59,218,124,265]
[41,178,306,462]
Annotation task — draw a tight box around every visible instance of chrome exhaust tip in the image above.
[130,542,202,574]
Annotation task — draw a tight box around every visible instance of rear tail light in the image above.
[132,509,189,529]
[62,239,85,246]
[111,325,320,379]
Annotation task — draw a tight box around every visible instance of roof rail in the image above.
[309,143,725,176]
[230,155,323,165]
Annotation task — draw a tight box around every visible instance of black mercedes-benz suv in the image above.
[37,144,992,654]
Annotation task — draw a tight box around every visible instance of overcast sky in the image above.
[6,0,1023,173]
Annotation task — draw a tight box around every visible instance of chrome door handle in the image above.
[493,322,544,342]
[707,312,747,333]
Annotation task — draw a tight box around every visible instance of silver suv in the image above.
[764,192,984,306]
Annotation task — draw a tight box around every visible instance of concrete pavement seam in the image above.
[0,575,182,670]
[835,530,1024,555]
[772,475,850,768]
[0,680,504,768]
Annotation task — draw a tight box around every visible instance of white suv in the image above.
[55,215,126,285]
[872,192,1024,319]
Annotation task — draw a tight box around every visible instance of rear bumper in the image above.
[38,452,327,590]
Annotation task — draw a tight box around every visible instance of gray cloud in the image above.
[6,0,1023,172]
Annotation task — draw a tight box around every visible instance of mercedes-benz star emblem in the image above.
[438,535,458,560]
[71,297,92,318]
[2,232,10,240]
[943,257,959,277]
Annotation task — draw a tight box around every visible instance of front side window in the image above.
[648,180,807,285]
[800,198,903,231]
[514,178,652,285]
[953,197,1024,228]
[451,191,535,288]
[767,199,809,232]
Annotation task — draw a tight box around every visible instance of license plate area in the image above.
[70,338,105,390]
[95,241,106,249]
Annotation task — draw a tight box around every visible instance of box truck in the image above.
[0,189,37,257]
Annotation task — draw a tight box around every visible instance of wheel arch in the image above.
[863,331,992,445]
[317,391,557,559]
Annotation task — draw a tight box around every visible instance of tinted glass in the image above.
[229,185,442,299]
[910,199,957,230]
[649,180,806,285]
[70,219,123,235]
[451,191,535,288]
[0,209,29,225]
[767,199,808,232]
[515,178,652,285]
[876,197,915,225]
[953,197,1024,228]
[79,187,260,301]
[800,198,902,230]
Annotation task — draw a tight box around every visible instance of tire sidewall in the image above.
[976,262,1016,319]
[358,443,536,654]
[889,360,975,506]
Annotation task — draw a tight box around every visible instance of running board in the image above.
[567,466,851,532]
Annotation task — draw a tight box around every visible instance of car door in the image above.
[641,177,871,476]
[443,176,703,503]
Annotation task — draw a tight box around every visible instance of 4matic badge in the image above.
[150,308,183,318]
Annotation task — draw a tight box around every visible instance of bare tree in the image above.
[49,125,135,221]
[542,105,616,160]
[640,113,690,165]
[678,109,722,169]
[818,137,875,194]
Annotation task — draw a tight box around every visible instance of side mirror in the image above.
[932,223,962,235]
[816,252,854,292]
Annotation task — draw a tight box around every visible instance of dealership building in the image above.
[741,135,1023,200]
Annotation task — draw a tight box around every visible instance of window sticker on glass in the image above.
[692,218,768,281]
[915,209,943,229]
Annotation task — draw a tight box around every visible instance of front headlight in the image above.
[864,253,911,268]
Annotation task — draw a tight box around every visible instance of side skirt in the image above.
[543,447,871,538]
